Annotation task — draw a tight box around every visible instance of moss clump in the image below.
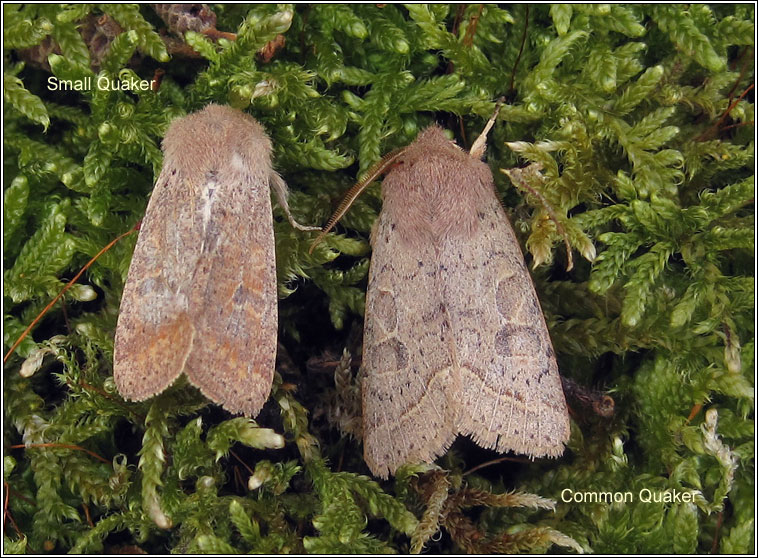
[4,4,753,554]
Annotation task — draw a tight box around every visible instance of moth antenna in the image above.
[269,172,321,232]
[501,166,574,272]
[309,147,406,254]
[4,224,139,363]
[469,97,506,160]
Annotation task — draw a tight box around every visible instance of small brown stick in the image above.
[202,28,237,41]
[508,5,529,97]
[462,5,484,47]
[719,121,754,133]
[725,47,753,100]
[696,83,754,141]
[233,466,245,492]
[151,68,165,92]
[451,4,467,36]
[710,510,724,553]
[9,443,110,465]
[463,455,529,476]
[229,449,255,476]
[4,224,139,363]
[82,502,94,528]
[3,482,24,542]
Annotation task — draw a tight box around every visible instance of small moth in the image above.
[314,108,570,478]
[114,104,314,416]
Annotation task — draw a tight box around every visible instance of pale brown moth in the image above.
[313,107,570,478]
[114,104,315,416]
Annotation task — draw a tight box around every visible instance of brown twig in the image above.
[463,455,529,476]
[229,449,255,476]
[451,4,467,36]
[710,510,724,553]
[5,485,34,508]
[10,443,110,465]
[508,5,529,97]
[462,5,484,47]
[696,83,754,141]
[82,502,94,528]
[232,466,244,492]
[202,28,237,41]
[726,47,753,100]
[3,482,27,547]
[719,121,754,133]
[454,4,484,147]
[4,225,138,364]
[150,68,165,92]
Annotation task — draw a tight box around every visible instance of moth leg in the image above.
[269,172,321,231]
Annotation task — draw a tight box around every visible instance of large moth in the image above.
[114,104,313,417]
[315,110,570,478]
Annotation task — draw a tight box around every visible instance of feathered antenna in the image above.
[310,97,506,253]
[469,97,505,159]
[309,147,406,253]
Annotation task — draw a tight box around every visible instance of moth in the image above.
[314,108,570,478]
[114,104,315,416]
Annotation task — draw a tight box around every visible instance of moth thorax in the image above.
[386,156,492,241]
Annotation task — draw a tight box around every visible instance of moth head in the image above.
[308,98,505,253]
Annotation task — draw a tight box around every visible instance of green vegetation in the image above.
[3,4,753,553]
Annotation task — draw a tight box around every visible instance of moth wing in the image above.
[181,168,277,417]
[114,169,199,401]
[362,212,459,479]
[443,198,570,457]
[114,161,277,417]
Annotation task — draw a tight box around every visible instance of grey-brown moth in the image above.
[314,109,570,478]
[114,104,315,417]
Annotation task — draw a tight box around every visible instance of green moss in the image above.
[3,4,753,553]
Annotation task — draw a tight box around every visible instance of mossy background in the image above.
[2,3,754,554]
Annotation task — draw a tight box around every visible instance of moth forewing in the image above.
[449,191,569,459]
[360,125,569,478]
[113,104,279,417]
